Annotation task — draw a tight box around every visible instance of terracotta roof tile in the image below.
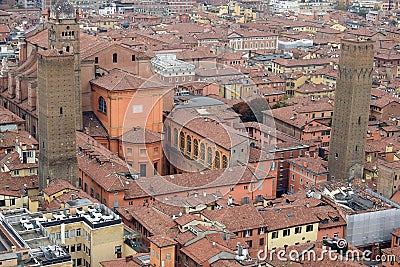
[295,83,334,94]
[0,105,25,126]
[26,29,112,60]
[0,131,38,150]
[0,172,37,194]
[120,127,161,144]
[148,235,177,247]
[151,200,185,217]
[260,205,319,231]
[116,205,175,236]
[174,214,201,226]
[201,204,266,232]
[82,112,108,138]
[43,179,75,196]
[76,131,132,192]
[180,237,234,265]
[100,254,148,267]
[287,156,329,175]
[0,151,37,171]
[131,165,273,197]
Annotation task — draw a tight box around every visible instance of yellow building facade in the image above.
[267,222,319,250]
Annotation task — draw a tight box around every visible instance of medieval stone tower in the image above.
[328,39,374,181]
[38,50,78,190]
[38,0,79,190]
[47,0,82,130]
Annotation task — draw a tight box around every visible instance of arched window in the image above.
[98,96,106,114]
[200,143,205,162]
[66,46,70,52]
[193,139,199,158]
[179,132,185,151]
[186,135,192,154]
[173,129,178,148]
[222,155,228,168]
[215,151,220,169]
[167,126,171,142]
[113,53,118,63]
[207,147,212,166]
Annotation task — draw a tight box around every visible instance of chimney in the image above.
[303,161,308,168]
[237,242,243,256]
[223,231,231,240]
[386,143,394,153]
[125,255,133,262]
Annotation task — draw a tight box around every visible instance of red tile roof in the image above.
[100,254,148,267]
[130,165,273,197]
[91,69,151,91]
[26,29,112,60]
[43,179,75,196]
[201,204,266,232]
[76,131,132,192]
[180,237,234,265]
[0,24,10,33]
[117,205,175,236]
[148,235,177,247]
[0,105,25,125]
[120,127,161,144]
[260,205,319,231]
[287,156,329,175]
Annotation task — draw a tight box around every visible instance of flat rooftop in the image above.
[320,179,397,215]
[3,200,121,229]
[0,210,71,266]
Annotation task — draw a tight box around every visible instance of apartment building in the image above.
[261,205,319,250]
[151,53,195,85]
[272,58,332,74]
[3,199,125,267]
[264,107,331,148]
[0,209,72,266]
[287,156,329,193]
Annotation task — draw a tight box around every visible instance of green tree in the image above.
[232,97,270,122]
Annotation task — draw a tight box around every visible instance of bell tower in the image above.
[47,0,82,131]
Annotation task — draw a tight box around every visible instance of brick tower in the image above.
[328,39,374,181]
[47,0,82,131]
[38,49,78,190]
